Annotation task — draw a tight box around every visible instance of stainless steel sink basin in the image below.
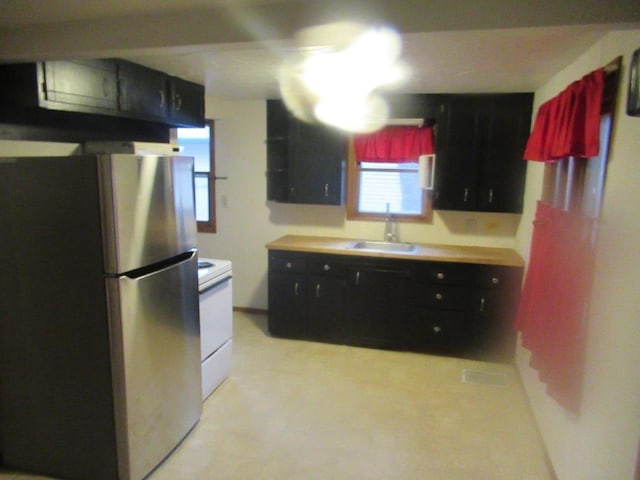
[349,240,417,253]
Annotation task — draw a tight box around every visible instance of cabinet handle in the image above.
[159,89,166,108]
[436,272,445,280]
[480,296,485,312]
[315,284,320,297]
[491,277,500,285]
[433,326,441,333]
[175,93,182,111]
[294,282,299,296]
[286,262,292,269]
[324,183,329,198]
[435,293,443,301]
[323,264,330,271]
[464,187,469,203]
[355,271,360,286]
[488,188,494,204]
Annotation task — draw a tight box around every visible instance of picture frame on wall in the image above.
[628,47,640,116]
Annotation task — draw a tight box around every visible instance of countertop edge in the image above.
[265,235,524,268]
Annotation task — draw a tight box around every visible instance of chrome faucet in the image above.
[384,203,398,242]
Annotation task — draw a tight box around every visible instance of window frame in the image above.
[197,119,216,233]
[346,138,433,222]
[178,119,216,233]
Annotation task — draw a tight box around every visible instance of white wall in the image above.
[515,29,640,480]
[197,97,525,309]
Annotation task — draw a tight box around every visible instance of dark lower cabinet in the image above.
[268,271,307,337]
[268,249,522,362]
[308,275,346,340]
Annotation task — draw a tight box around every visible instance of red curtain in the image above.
[516,201,597,412]
[354,126,434,163]
[524,67,604,162]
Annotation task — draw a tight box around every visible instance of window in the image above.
[176,119,216,233]
[540,57,620,218]
[346,139,433,221]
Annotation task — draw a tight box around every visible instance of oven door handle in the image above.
[199,275,232,294]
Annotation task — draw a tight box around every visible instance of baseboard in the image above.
[233,306,268,315]
[513,367,560,480]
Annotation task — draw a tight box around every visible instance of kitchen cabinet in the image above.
[167,75,205,127]
[117,60,168,122]
[434,93,533,213]
[469,265,523,361]
[267,247,523,361]
[0,59,119,115]
[117,60,204,127]
[268,251,346,341]
[307,256,347,340]
[0,59,205,128]
[404,262,472,352]
[266,99,346,205]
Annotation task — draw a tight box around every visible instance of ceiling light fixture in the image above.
[278,22,409,133]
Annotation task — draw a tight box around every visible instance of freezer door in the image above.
[99,154,197,274]
[106,251,202,480]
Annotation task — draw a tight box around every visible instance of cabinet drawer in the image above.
[473,266,522,288]
[416,285,470,310]
[414,262,471,285]
[407,309,469,346]
[269,251,307,273]
[308,256,347,276]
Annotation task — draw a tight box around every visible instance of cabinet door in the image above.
[268,272,307,337]
[345,264,409,347]
[118,61,168,121]
[41,59,118,113]
[288,119,345,205]
[470,264,523,361]
[476,94,532,213]
[266,100,290,202]
[433,96,481,210]
[168,76,205,127]
[308,275,346,340]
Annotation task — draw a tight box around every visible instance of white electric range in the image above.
[197,258,232,401]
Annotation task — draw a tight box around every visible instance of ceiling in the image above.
[0,0,638,99]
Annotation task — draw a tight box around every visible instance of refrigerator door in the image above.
[99,154,197,274]
[106,251,202,480]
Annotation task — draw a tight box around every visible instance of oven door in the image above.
[199,275,233,362]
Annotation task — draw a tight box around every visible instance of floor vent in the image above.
[462,369,508,387]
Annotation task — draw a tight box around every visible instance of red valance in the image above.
[354,126,434,163]
[515,201,597,412]
[524,68,605,162]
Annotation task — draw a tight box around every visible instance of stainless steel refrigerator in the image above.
[0,153,202,480]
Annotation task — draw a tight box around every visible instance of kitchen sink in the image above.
[349,240,417,253]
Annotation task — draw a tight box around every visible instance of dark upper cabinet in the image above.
[288,119,345,204]
[434,93,533,213]
[42,60,119,113]
[0,59,205,128]
[117,60,168,122]
[0,60,118,114]
[118,60,204,127]
[167,75,205,127]
[266,99,346,205]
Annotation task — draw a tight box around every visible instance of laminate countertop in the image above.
[266,235,524,268]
